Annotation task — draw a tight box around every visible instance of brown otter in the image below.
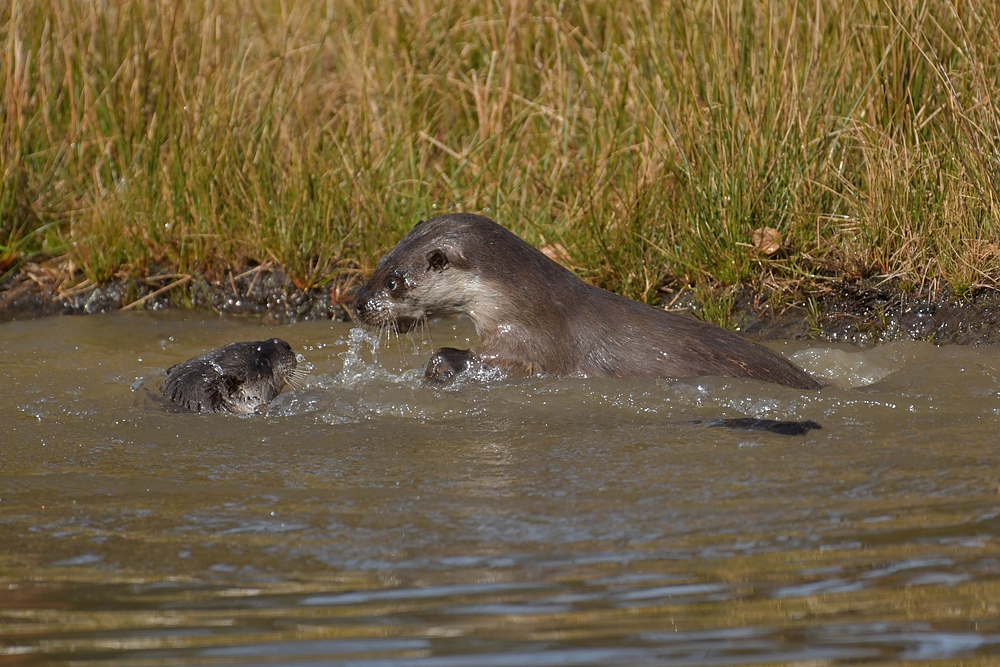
[160,338,307,415]
[354,213,823,391]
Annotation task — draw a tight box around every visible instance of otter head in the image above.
[354,216,494,332]
[255,338,303,389]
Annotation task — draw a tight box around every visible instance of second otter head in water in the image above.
[160,338,307,415]
[355,213,823,389]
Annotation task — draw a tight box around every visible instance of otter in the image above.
[354,213,822,392]
[160,338,306,415]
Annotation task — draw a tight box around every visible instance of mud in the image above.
[731,282,1000,346]
[0,263,351,324]
[5,264,1000,347]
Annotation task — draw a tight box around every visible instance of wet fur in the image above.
[355,214,822,390]
[161,338,302,415]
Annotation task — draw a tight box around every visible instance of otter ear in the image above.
[426,248,449,272]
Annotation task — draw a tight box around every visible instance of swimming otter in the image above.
[160,338,306,415]
[354,214,822,391]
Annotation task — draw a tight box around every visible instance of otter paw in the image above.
[425,348,476,383]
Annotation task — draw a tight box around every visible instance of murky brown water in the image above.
[3,312,1000,665]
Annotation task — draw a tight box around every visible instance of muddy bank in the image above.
[728,283,1000,346]
[0,263,351,324]
[4,264,1000,347]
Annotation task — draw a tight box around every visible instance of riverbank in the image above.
[7,260,1000,348]
[0,261,348,323]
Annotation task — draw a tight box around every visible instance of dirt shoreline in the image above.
[0,264,350,324]
[4,264,1000,347]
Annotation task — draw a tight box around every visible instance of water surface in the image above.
[3,312,1000,665]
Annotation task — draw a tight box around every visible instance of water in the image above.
[3,312,1000,665]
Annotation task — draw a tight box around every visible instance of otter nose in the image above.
[354,286,371,318]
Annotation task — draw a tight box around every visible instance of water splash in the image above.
[338,327,385,387]
[790,342,923,388]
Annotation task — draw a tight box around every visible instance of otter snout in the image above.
[353,281,420,332]
[352,282,393,328]
[353,286,374,322]
[354,285,394,327]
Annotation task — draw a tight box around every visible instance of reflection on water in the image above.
[2,312,1000,665]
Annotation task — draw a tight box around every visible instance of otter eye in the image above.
[385,274,406,297]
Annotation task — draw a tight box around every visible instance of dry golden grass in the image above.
[2,0,1000,311]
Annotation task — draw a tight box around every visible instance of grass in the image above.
[2,0,1000,319]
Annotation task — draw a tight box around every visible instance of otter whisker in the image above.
[284,367,311,390]
[379,321,392,351]
[390,320,401,348]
